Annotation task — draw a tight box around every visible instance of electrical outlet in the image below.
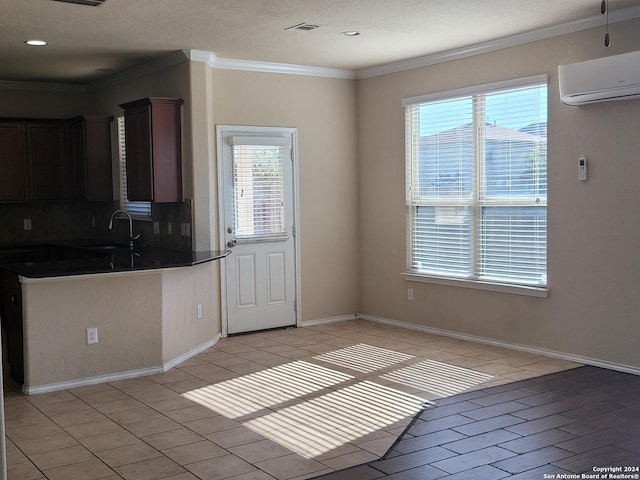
[87,327,99,345]
[23,218,32,230]
[407,288,414,301]
[91,216,96,228]
[197,304,202,319]
[153,221,160,234]
[167,222,172,235]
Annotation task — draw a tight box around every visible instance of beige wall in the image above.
[162,262,220,364]
[211,69,360,322]
[22,272,164,388]
[357,19,640,370]
[187,61,217,251]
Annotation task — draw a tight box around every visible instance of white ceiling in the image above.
[2,0,640,85]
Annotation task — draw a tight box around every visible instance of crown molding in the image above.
[212,57,356,79]
[185,49,355,79]
[184,49,217,67]
[356,4,640,79]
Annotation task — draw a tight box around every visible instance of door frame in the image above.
[216,125,302,337]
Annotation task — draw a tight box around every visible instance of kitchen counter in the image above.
[0,243,229,278]
[0,241,228,393]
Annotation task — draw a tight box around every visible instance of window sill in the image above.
[403,272,549,298]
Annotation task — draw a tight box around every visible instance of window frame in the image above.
[403,75,549,297]
[228,136,291,242]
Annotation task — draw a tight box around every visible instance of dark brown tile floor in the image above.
[314,366,640,479]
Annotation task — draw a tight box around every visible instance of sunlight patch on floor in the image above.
[313,343,414,373]
[182,361,352,418]
[380,359,494,397]
[244,380,425,458]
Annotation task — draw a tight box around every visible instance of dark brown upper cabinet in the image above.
[26,122,67,200]
[0,122,26,201]
[70,115,113,202]
[0,120,67,201]
[119,97,184,203]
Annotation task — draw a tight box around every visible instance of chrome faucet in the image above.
[108,209,141,249]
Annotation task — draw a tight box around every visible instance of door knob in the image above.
[227,239,237,248]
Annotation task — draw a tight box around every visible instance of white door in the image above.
[219,127,297,335]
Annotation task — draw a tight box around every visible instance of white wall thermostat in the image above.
[579,156,588,181]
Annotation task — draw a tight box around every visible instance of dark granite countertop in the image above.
[0,242,230,279]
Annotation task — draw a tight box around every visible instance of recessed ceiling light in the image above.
[25,39,48,46]
[341,31,360,37]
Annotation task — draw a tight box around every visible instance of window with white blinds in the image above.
[404,76,548,287]
[231,143,286,239]
[117,117,151,218]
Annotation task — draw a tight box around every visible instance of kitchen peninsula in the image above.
[1,244,229,394]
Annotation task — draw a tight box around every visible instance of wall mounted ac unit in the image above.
[558,50,640,105]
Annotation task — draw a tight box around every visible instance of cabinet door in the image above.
[0,122,26,201]
[70,118,87,200]
[84,117,113,201]
[26,123,67,200]
[150,101,182,202]
[71,116,113,201]
[123,106,153,201]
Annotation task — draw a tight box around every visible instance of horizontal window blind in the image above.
[232,143,286,239]
[480,207,547,284]
[406,79,547,287]
[117,117,151,218]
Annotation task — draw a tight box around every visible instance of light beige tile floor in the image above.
[4,319,580,480]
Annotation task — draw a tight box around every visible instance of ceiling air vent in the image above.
[285,23,322,32]
[48,0,107,6]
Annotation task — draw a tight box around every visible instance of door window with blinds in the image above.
[404,76,548,289]
[230,137,288,240]
[117,117,151,218]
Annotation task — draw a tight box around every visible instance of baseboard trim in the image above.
[23,366,164,395]
[301,314,360,327]
[359,314,640,376]
[24,335,223,395]
[162,334,222,372]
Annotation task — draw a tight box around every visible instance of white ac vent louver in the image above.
[48,0,107,6]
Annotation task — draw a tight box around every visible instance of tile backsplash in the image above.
[0,199,193,251]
